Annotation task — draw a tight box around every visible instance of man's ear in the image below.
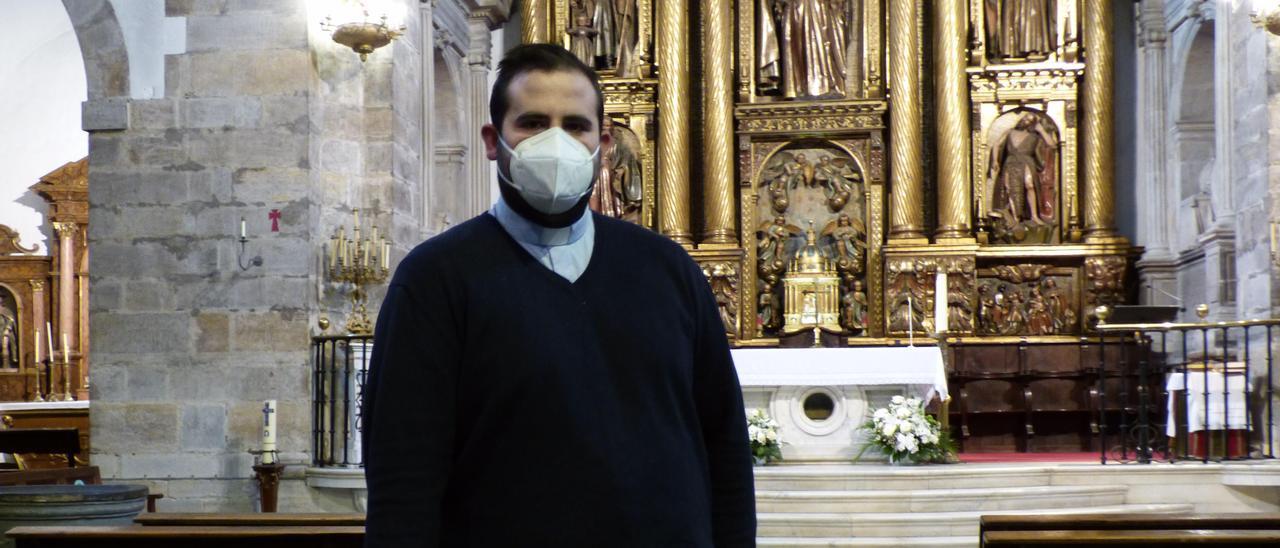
[481,124,500,161]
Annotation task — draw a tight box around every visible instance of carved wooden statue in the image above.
[0,299,16,369]
[567,0,599,66]
[985,0,1057,61]
[758,0,852,98]
[988,111,1059,237]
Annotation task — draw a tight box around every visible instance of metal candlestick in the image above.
[329,209,391,335]
[60,358,74,401]
[31,359,45,402]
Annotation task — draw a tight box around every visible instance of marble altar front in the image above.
[732,346,946,461]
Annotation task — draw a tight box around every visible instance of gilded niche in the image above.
[566,0,643,77]
[983,0,1057,63]
[753,142,868,335]
[589,117,644,224]
[756,0,859,99]
[983,108,1061,244]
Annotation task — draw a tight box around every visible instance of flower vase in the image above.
[753,456,768,466]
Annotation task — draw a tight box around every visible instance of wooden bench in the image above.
[134,513,365,527]
[6,525,365,548]
[982,529,1280,547]
[980,514,1280,547]
[0,428,79,468]
[0,466,100,486]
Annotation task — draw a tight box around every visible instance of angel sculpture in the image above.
[756,216,802,283]
[813,155,861,211]
[821,214,866,276]
[758,151,805,213]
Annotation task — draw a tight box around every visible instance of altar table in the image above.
[729,345,948,461]
[730,345,948,401]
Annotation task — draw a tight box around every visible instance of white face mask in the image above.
[498,127,600,215]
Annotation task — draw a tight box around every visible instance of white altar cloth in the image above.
[0,400,89,412]
[730,346,949,402]
[1166,369,1251,436]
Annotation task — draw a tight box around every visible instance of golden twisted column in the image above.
[701,0,736,246]
[888,0,925,241]
[933,0,971,240]
[657,0,693,245]
[520,0,549,44]
[1082,0,1117,240]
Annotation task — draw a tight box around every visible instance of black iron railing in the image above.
[311,335,373,468]
[1095,314,1278,464]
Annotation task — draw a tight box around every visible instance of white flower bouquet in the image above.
[747,409,783,465]
[856,395,954,464]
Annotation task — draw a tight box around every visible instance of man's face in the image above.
[482,70,611,173]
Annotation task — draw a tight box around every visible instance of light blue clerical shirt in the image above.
[488,197,595,282]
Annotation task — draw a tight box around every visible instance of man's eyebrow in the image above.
[513,112,550,122]
[562,114,594,128]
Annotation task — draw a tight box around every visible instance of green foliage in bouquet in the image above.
[856,395,956,464]
[747,409,783,465]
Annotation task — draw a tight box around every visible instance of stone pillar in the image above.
[520,0,548,44]
[933,0,971,241]
[1134,1,1176,304]
[466,16,495,216]
[1082,0,1118,240]
[657,0,693,245]
[1212,0,1236,227]
[888,0,925,241]
[700,0,736,247]
[419,1,435,239]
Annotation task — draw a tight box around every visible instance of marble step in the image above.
[754,464,1058,491]
[756,503,1194,538]
[756,485,1128,514]
[757,535,972,547]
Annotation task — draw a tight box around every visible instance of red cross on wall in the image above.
[268,209,281,232]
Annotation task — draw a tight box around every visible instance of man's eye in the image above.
[521,120,547,129]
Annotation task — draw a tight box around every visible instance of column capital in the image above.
[466,16,494,67]
[29,280,45,292]
[52,222,78,239]
[464,0,511,31]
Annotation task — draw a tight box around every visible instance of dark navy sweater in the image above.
[362,212,756,547]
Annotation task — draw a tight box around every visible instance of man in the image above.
[363,44,756,547]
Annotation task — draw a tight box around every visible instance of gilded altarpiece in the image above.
[525,1,1132,343]
[524,0,1135,450]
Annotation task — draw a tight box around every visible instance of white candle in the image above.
[46,322,54,360]
[34,328,41,363]
[935,272,948,334]
[240,218,247,239]
[62,333,70,364]
[262,400,277,464]
[382,242,390,270]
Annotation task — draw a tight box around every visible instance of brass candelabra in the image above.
[329,209,390,335]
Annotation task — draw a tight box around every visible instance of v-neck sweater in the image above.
[362,212,756,547]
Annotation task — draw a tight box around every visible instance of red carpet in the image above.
[959,452,1099,463]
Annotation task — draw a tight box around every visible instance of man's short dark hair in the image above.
[489,44,605,132]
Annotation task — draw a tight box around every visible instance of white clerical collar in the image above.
[489,197,592,248]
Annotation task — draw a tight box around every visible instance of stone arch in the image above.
[1171,24,1215,204]
[428,43,469,228]
[432,48,465,146]
[61,0,129,100]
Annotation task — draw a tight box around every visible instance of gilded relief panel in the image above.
[975,263,1079,336]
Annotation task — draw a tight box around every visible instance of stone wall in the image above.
[74,0,509,512]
